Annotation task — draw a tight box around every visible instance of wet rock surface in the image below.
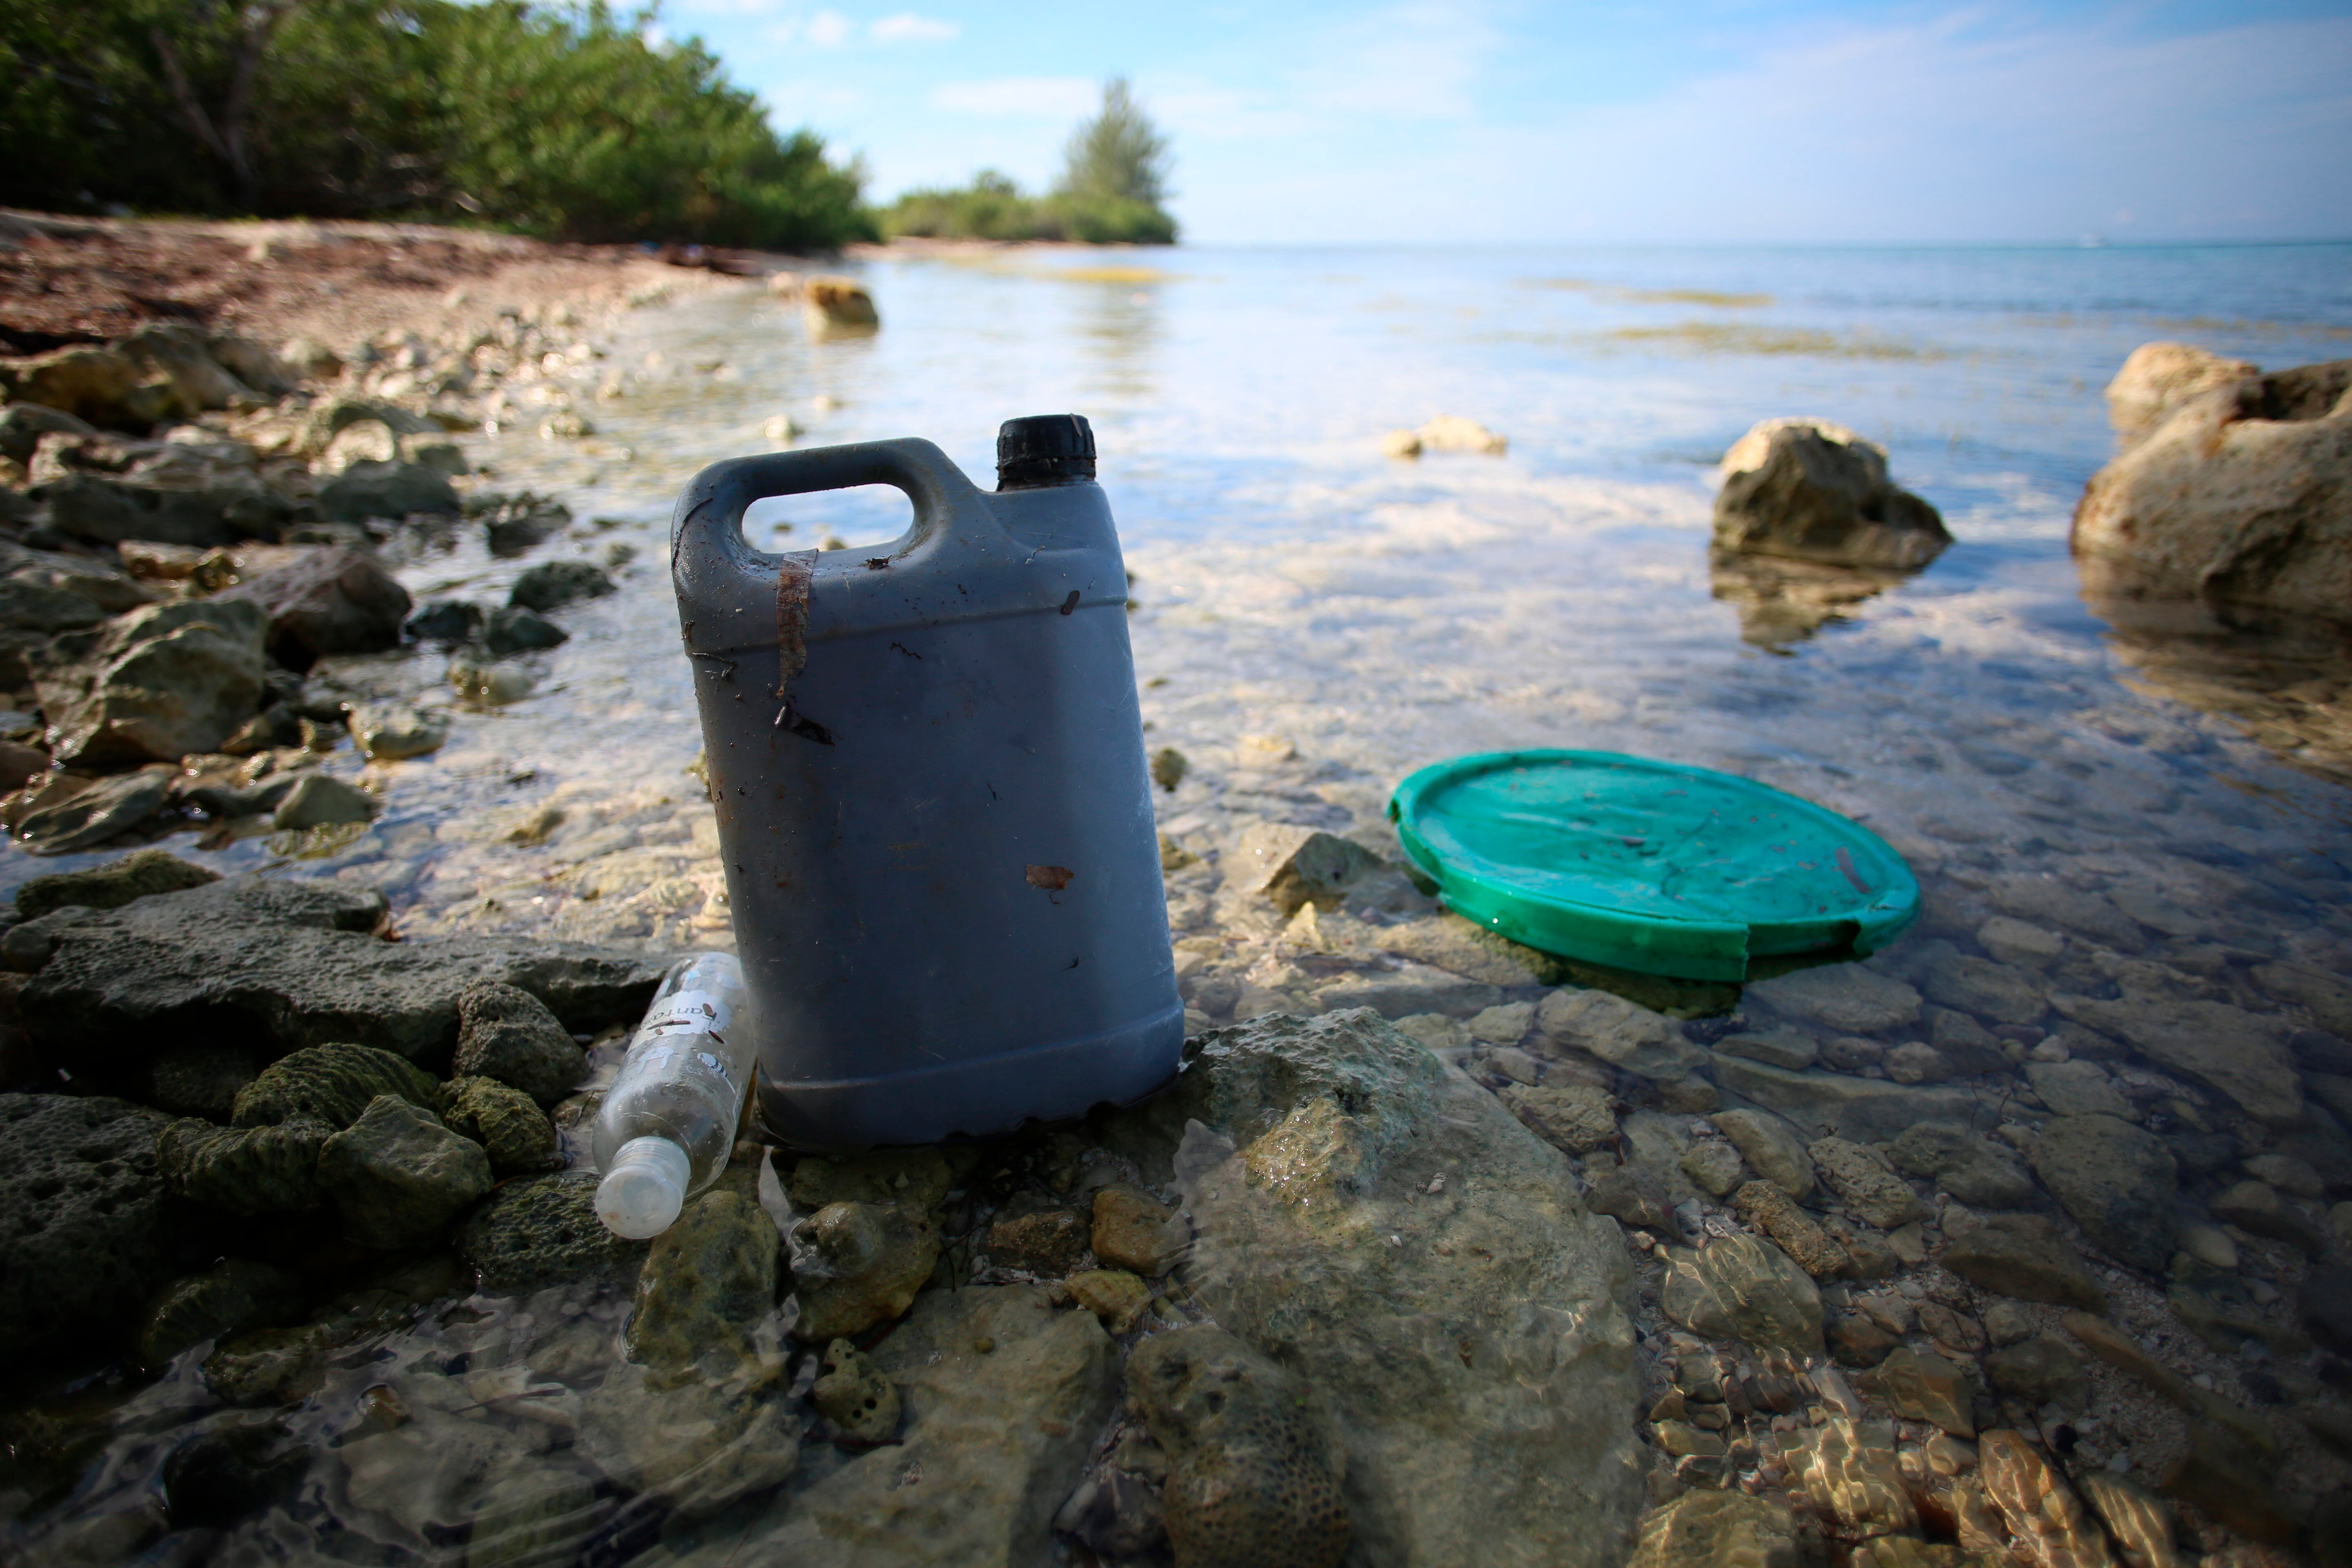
[0,1093,187,1355]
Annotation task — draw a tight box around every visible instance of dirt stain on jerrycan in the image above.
[669,415,1184,1149]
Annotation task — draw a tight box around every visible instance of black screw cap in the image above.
[996,414,1096,490]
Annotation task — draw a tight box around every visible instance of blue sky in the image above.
[655,0,2352,244]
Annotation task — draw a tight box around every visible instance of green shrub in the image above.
[877,79,1177,246]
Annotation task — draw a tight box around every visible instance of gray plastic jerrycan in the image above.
[669,415,1183,1150]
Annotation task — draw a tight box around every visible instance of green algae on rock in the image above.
[624,1189,780,1384]
[439,1075,557,1171]
[317,1095,493,1248]
[158,1113,334,1214]
[457,1170,648,1292]
[233,1042,441,1129]
[791,1200,939,1343]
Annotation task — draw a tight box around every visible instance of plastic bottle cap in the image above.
[596,1135,691,1239]
[996,414,1096,490]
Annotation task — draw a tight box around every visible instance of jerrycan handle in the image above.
[669,438,997,655]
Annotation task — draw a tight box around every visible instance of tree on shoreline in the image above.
[882,79,1178,245]
[0,0,874,251]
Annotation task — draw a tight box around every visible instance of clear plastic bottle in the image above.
[592,952,755,1239]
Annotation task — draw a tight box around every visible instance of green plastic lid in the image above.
[1389,749,1919,982]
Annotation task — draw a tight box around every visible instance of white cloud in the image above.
[930,77,1101,119]
[805,8,852,47]
[871,12,957,44]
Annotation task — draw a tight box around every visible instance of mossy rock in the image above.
[15,848,220,920]
[458,1170,647,1293]
[231,1043,440,1130]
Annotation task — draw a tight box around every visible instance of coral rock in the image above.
[232,1042,439,1130]
[453,981,585,1106]
[792,1200,938,1342]
[158,1114,333,1214]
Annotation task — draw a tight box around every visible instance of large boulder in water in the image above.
[2105,342,2259,446]
[1104,1009,1644,1565]
[1713,418,1951,570]
[33,598,270,766]
[2072,354,2352,627]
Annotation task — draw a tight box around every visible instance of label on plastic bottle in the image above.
[639,988,732,1041]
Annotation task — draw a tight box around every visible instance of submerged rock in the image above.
[1537,986,1704,1082]
[1712,1108,1817,1201]
[2052,994,2304,1125]
[1233,822,1385,913]
[1129,1324,1351,1568]
[135,1258,306,1369]
[792,1199,938,1341]
[12,765,175,854]
[1940,1215,2106,1311]
[1661,1233,1824,1356]
[1808,1137,1921,1230]
[345,703,447,761]
[1091,1182,1186,1275]
[1625,1489,1802,1568]
[34,598,269,767]
[1502,1081,1621,1154]
[1714,418,1951,570]
[574,1361,800,1517]
[2028,1114,2177,1271]
[1889,1121,2034,1209]
[0,1093,186,1356]
[1778,1414,1916,1539]
[316,1095,493,1248]
[1113,1008,1644,1565]
[625,1189,780,1382]
[812,1337,901,1446]
[271,773,377,829]
[1979,1428,2114,1568]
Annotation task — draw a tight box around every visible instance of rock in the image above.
[1310,961,1500,1019]
[346,702,447,761]
[1808,1137,1921,1228]
[1885,1042,1953,1084]
[157,1114,332,1213]
[1538,987,1704,1082]
[2105,342,2261,444]
[702,1284,1117,1564]
[1924,952,2046,1027]
[1778,1414,1918,1537]
[787,1149,954,1213]
[13,766,174,854]
[34,598,268,766]
[15,847,217,919]
[118,323,255,412]
[2175,1220,2238,1270]
[454,981,585,1106]
[1373,912,1563,987]
[986,1202,1090,1275]
[1979,915,2069,969]
[1979,1429,2114,1568]
[1661,1233,1823,1356]
[1092,1183,1185,1275]
[1115,1009,1641,1563]
[0,1093,186,1355]
[271,772,377,829]
[792,1200,938,1341]
[1861,1345,1975,1436]
[318,419,399,471]
[2026,1060,2134,1119]
[316,1095,493,1248]
[481,604,568,655]
[1717,1027,1820,1070]
[1889,1122,2034,1209]
[1624,1490,1802,1568]
[2158,1426,2298,1545]
[1940,1216,2106,1311]
[0,903,91,971]
[2074,356,2352,625]
[509,560,616,613]
[625,1190,780,1381]
[1830,1217,1899,1277]
[1712,1107,1817,1200]
[1233,822,1386,914]
[2073,1471,2183,1568]
[21,874,664,1078]
[1502,1081,1620,1154]
[1585,1160,1680,1234]
[1681,1139,1748,1197]
[802,275,879,328]
[146,1043,259,1118]
[135,1258,305,1369]
[2304,1264,2352,1353]
[1129,1325,1351,1568]
[2209,1179,2326,1252]
[1714,418,1950,569]
[232,1041,440,1128]
[405,599,484,644]
[1065,1268,1151,1331]
[0,401,100,462]
[0,343,175,427]
[457,1170,647,1291]
[1987,878,2144,951]
[576,1360,799,1517]
[1828,1311,1901,1368]
[1383,414,1508,458]
[2057,1310,2227,1428]
[438,1076,556,1171]
[1054,1468,1168,1561]
[2241,1151,2324,1198]
[0,739,49,789]
[217,547,412,666]
[316,459,458,523]
[1748,963,1924,1034]
[2028,1115,2177,1271]
[813,1337,900,1445]
[1733,1180,1849,1278]
[1708,1053,1987,1143]
[2054,995,2304,1124]
[40,470,290,548]
[1984,1335,2089,1415]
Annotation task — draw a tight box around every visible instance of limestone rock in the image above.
[157,1114,333,1214]
[232,1041,440,1129]
[1585,1161,1680,1234]
[2026,1059,2134,1118]
[625,1190,780,1382]
[40,469,290,549]
[1732,1180,1848,1278]
[2208,1178,2325,1252]
[1713,1107,1818,1200]
[1979,1429,2114,1568]
[1092,1183,1185,1275]
[812,1337,900,1445]
[1625,1490,1802,1568]
[1718,1027,1820,1070]
[2105,342,2259,445]
[509,560,616,613]
[146,1043,260,1118]
[1234,822,1386,913]
[2052,995,2304,1124]
[1383,414,1508,458]
[135,1258,305,1369]
[1129,1324,1351,1568]
[2028,1114,2176,1271]
[481,604,568,655]
[1502,1081,1620,1154]
[1984,1336,2089,1415]
[1778,1413,1917,1538]
[787,1148,954,1213]
[0,1093,186,1355]
[14,847,216,919]
[20,873,667,1078]
[1661,1233,1823,1356]
[1809,1137,1921,1229]
[2156,1425,2296,1545]
[217,547,412,665]
[34,598,268,767]
[437,1076,555,1171]
[576,1361,799,1517]
[2073,356,2352,625]
[1537,987,1704,1082]
[272,773,378,829]
[792,1200,938,1341]
[802,276,879,329]
[986,1202,1090,1276]
[1940,1215,2106,1311]
[1114,1009,1643,1564]
[456,1170,647,1292]
[1371,913,1562,987]
[1310,961,1500,1019]
[2073,1470,2183,1568]
[316,1095,493,1248]
[1889,1122,2033,1209]
[1862,1345,1975,1436]
[1708,1053,1987,1143]
[1715,418,1950,569]
[1924,952,2046,1026]
[1681,1139,1748,1197]
[316,459,458,523]
[453,981,585,1105]
[12,766,175,854]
